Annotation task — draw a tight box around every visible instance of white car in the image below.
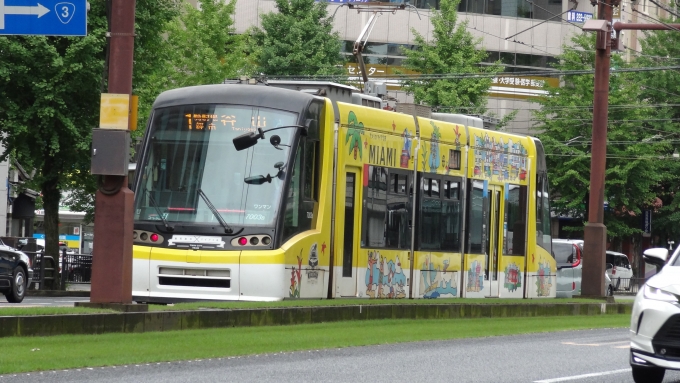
[606,250,634,291]
[629,245,680,383]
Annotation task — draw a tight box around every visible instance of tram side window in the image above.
[303,139,316,200]
[283,144,313,242]
[303,100,322,201]
[385,171,411,249]
[362,166,388,248]
[467,180,487,254]
[419,176,462,252]
[505,184,527,256]
[536,174,552,254]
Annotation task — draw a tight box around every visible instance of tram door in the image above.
[486,185,502,298]
[337,170,360,297]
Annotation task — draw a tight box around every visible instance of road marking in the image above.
[534,368,630,382]
[562,340,629,347]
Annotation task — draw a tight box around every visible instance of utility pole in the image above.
[87,0,137,306]
[580,7,680,297]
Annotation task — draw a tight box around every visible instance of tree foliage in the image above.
[161,0,246,88]
[249,0,345,77]
[0,1,181,278]
[630,28,680,242]
[66,0,244,222]
[0,2,108,270]
[400,0,501,114]
[533,33,678,240]
[65,0,181,223]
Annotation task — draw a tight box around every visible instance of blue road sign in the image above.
[566,10,593,24]
[0,0,87,36]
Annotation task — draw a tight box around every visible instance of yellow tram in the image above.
[131,82,555,302]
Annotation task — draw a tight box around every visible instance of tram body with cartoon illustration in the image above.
[131,82,555,303]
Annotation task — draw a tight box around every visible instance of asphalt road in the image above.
[1,328,678,383]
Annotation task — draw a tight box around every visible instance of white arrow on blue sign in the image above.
[0,0,87,36]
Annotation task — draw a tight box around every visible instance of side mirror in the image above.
[643,248,668,267]
[244,175,270,185]
[233,128,264,151]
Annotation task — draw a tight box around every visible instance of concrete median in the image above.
[0,302,633,338]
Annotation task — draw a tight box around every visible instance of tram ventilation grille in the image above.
[158,267,231,288]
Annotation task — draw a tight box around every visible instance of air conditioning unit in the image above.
[366,81,387,97]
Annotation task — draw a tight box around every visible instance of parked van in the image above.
[553,239,583,298]
[606,251,633,291]
[553,239,615,297]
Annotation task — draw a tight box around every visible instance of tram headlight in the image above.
[262,236,271,245]
[140,232,148,241]
[133,231,138,240]
[250,237,259,245]
[150,233,159,242]
[238,237,248,246]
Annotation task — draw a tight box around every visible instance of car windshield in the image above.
[553,242,574,265]
[134,104,298,227]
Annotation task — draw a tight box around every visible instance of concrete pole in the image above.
[89,0,136,304]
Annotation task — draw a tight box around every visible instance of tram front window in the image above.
[135,104,298,227]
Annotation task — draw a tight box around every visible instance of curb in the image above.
[0,302,633,338]
[26,291,90,298]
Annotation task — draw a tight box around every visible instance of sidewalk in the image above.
[67,283,91,292]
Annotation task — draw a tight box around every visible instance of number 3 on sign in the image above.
[55,2,76,24]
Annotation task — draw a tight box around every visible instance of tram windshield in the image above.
[134,104,298,227]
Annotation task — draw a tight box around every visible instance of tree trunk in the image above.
[41,177,61,290]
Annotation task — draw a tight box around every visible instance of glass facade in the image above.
[411,0,562,21]
[343,41,559,75]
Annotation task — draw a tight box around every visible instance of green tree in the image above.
[631,28,680,242]
[161,0,247,88]
[0,1,178,286]
[65,0,181,223]
[400,0,501,114]
[533,33,676,241]
[67,0,244,223]
[249,0,345,77]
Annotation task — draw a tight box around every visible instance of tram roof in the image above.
[152,84,316,113]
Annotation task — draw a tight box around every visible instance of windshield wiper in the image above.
[146,191,174,232]
[197,189,234,234]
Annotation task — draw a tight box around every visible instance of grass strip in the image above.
[0,314,630,375]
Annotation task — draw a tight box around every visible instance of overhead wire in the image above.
[546,153,680,160]
[324,1,680,128]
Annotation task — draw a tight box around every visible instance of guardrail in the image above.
[61,251,92,286]
[24,249,92,290]
[611,277,644,295]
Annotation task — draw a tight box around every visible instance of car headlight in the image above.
[643,284,679,303]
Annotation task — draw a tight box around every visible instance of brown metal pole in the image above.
[614,22,680,31]
[581,1,616,297]
[90,0,136,304]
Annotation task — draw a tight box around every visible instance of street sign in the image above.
[0,0,87,36]
[566,10,593,24]
[642,209,652,238]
